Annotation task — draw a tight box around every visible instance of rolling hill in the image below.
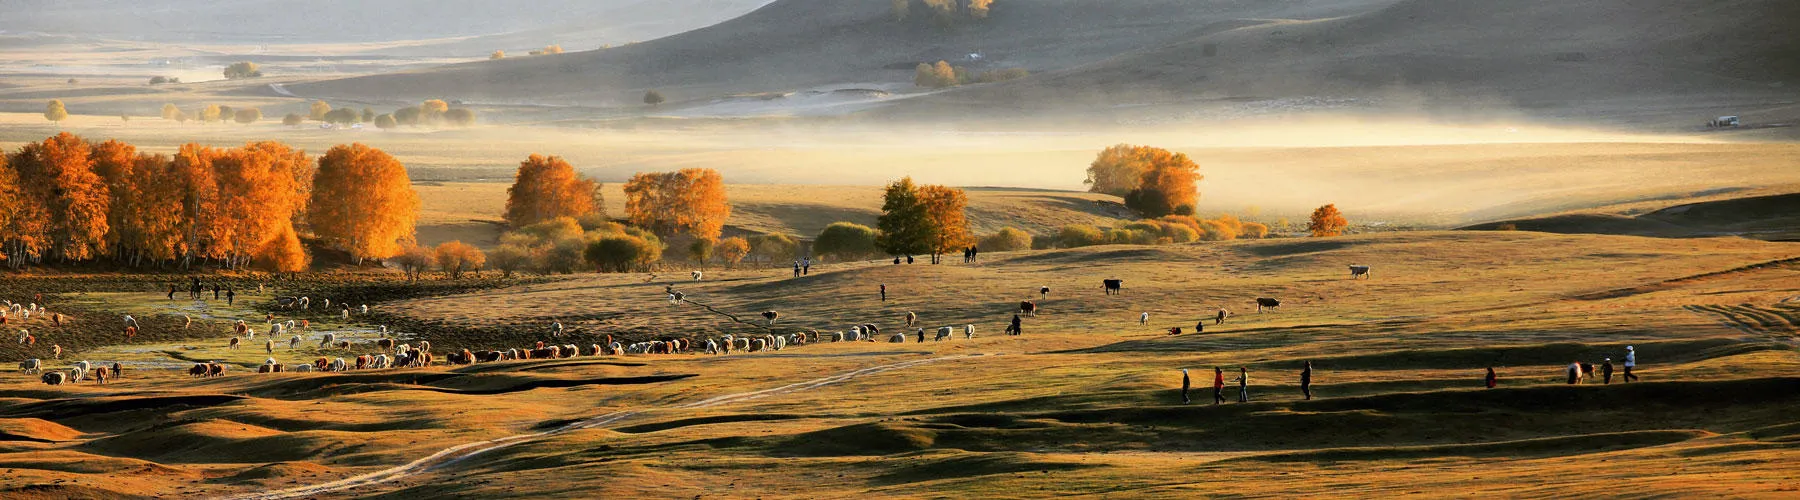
[1461,192,1800,241]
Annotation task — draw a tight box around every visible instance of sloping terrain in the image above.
[886,0,1800,127]
[1463,192,1800,240]
[283,0,1399,104]
[1,231,1798,498]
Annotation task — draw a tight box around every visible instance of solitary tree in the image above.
[309,101,332,121]
[644,90,666,106]
[307,143,420,263]
[217,105,235,123]
[233,108,261,125]
[1123,148,1201,217]
[393,244,433,281]
[282,113,303,127]
[223,61,262,79]
[877,177,931,257]
[44,100,68,124]
[623,168,730,241]
[394,106,422,126]
[161,103,180,121]
[504,154,600,227]
[361,108,375,123]
[918,184,971,263]
[374,114,397,129]
[1085,144,1153,197]
[421,100,449,125]
[490,50,506,60]
[1308,204,1348,237]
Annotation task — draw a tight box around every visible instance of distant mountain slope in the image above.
[0,0,773,52]
[284,0,1400,104]
[895,0,1800,119]
[1462,193,1800,241]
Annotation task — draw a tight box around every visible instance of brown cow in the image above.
[1019,301,1037,317]
[189,363,208,377]
[111,362,123,379]
[207,363,226,377]
[228,337,241,350]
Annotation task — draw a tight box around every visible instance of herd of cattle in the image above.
[14,266,1374,386]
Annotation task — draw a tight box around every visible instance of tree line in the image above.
[0,133,419,271]
[148,99,475,128]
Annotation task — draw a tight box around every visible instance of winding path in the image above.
[222,354,971,500]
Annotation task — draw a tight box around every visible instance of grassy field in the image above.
[1,230,1797,498]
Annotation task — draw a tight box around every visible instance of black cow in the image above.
[1102,279,1124,295]
[1256,298,1281,312]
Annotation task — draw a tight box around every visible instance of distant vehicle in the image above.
[1708,115,1740,128]
[319,123,333,129]
[350,123,364,130]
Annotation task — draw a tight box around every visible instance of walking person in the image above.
[802,257,811,275]
[1213,367,1227,404]
[879,283,887,302]
[1485,366,1498,388]
[792,261,801,278]
[1181,369,1191,404]
[167,284,176,300]
[1009,314,1023,335]
[212,283,220,300]
[1235,367,1250,402]
[1623,346,1639,382]
[1602,358,1614,384]
[1300,361,1313,400]
[226,287,235,306]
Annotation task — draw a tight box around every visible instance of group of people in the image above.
[166,277,237,305]
[791,258,813,277]
[961,246,981,263]
[1182,347,1644,404]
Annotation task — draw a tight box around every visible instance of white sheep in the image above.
[1140,312,1150,325]
[691,270,703,281]
[291,364,315,373]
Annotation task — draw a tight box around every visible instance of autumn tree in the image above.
[717,236,750,268]
[1308,203,1348,237]
[210,141,313,268]
[1124,152,1200,218]
[392,244,433,281]
[914,61,958,88]
[6,133,109,261]
[361,108,375,123]
[490,50,506,60]
[434,240,486,278]
[309,101,332,120]
[375,114,397,129]
[218,105,235,122]
[233,108,261,124]
[201,105,222,123]
[504,154,601,227]
[419,99,449,126]
[323,108,358,126]
[623,168,730,241]
[1085,144,1152,196]
[253,224,309,275]
[0,154,26,267]
[918,184,971,263]
[44,100,68,123]
[814,222,877,261]
[644,90,665,106]
[283,113,302,126]
[969,0,994,18]
[307,143,420,263]
[223,61,262,79]
[979,227,1032,251]
[161,103,180,121]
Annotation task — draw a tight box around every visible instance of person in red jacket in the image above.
[1485,367,1498,388]
[1212,367,1227,404]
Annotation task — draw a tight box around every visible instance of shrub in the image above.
[813,223,876,261]
[1058,225,1107,248]
[1240,222,1269,239]
[585,234,660,272]
[223,61,262,79]
[978,227,1032,252]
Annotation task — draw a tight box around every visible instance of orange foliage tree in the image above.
[254,224,309,274]
[1122,147,1201,218]
[434,240,486,279]
[717,236,750,268]
[504,154,600,227]
[919,184,971,263]
[207,141,312,268]
[6,133,110,261]
[623,168,730,241]
[307,143,420,263]
[1308,204,1348,237]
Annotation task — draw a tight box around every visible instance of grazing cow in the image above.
[1349,265,1371,280]
[733,338,751,351]
[329,358,348,372]
[111,362,123,379]
[19,358,41,374]
[1256,298,1281,312]
[751,338,767,352]
[862,324,880,337]
[336,341,350,349]
[93,366,108,385]
[762,311,780,325]
[1102,279,1124,295]
[41,372,66,385]
[1216,309,1229,325]
[889,333,907,343]
[935,326,951,341]
[551,322,565,338]
[291,364,315,372]
[1140,312,1150,325]
[228,337,242,350]
[207,363,225,377]
[964,324,975,339]
[319,333,337,348]
[691,270,703,281]
[265,339,274,353]
[419,341,432,353]
[669,291,686,304]
[1019,301,1037,317]
[355,355,371,370]
[258,364,283,373]
[773,336,787,351]
[377,338,395,351]
[450,349,474,365]
[290,335,302,349]
[905,311,917,327]
[361,305,369,315]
